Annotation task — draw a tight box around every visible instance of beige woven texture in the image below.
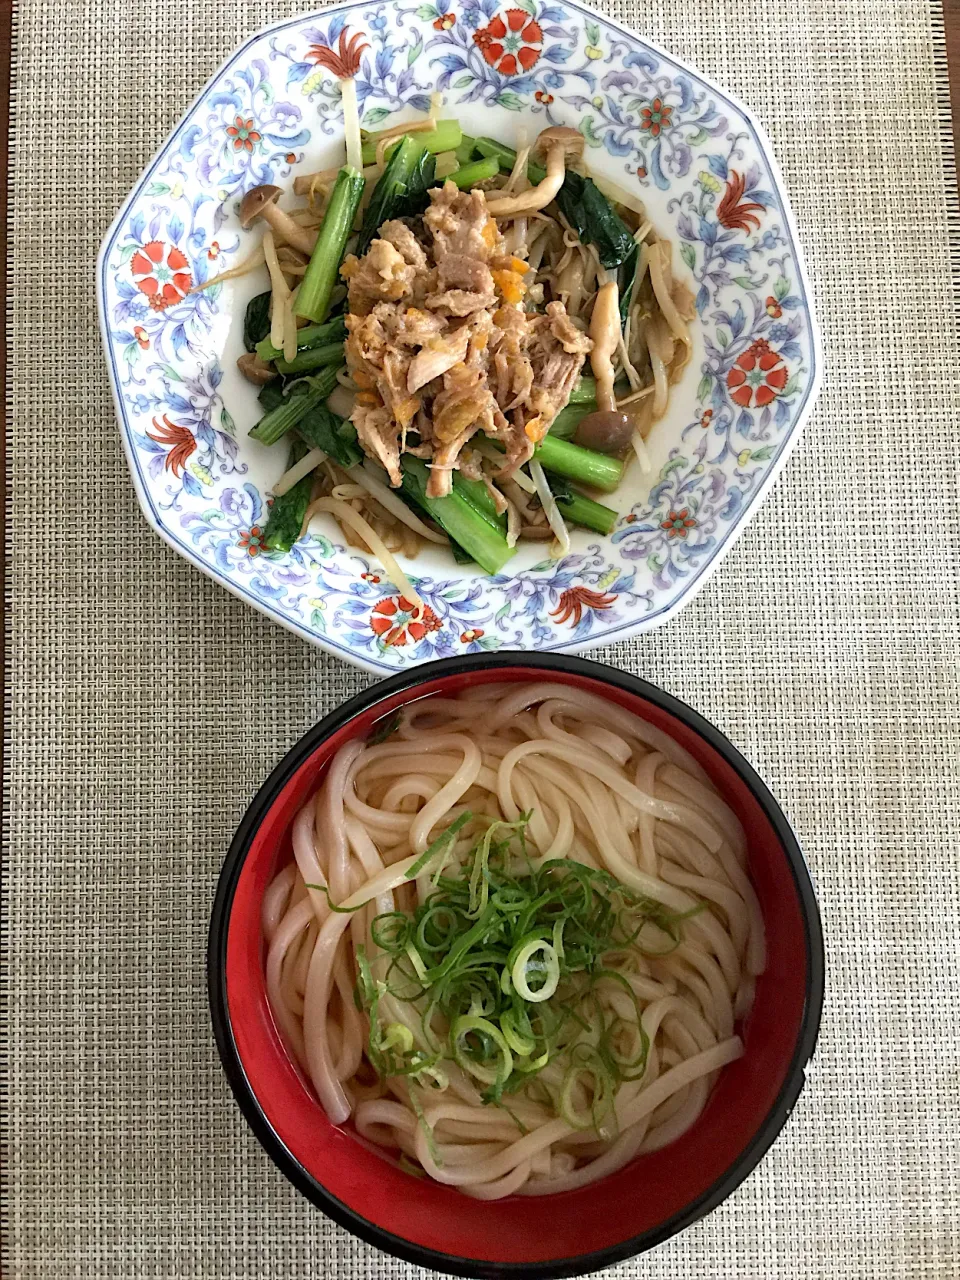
[4,0,960,1274]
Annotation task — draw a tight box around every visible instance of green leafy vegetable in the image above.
[256,317,346,364]
[447,156,500,189]
[454,133,478,164]
[243,291,272,353]
[534,435,623,492]
[295,403,363,470]
[619,243,640,325]
[549,482,619,536]
[554,172,635,270]
[569,376,597,405]
[249,365,342,447]
[487,432,624,493]
[400,457,516,575]
[548,403,594,441]
[257,380,285,415]
[474,137,546,185]
[274,342,345,376]
[473,136,631,267]
[357,136,436,257]
[296,165,366,324]
[261,437,313,553]
[367,710,403,745]
[451,473,506,532]
[360,118,462,167]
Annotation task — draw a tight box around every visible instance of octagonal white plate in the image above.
[97,0,821,674]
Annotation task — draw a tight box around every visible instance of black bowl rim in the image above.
[208,651,825,1280]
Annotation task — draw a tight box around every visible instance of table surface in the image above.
[3,1,960,1277]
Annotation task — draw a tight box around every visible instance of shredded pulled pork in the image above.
[343,181,592,498]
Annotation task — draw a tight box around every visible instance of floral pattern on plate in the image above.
[98,0,821,674]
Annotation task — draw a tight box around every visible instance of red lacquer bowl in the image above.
[208,653,824,1278]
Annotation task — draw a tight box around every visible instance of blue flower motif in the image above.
[370,14,388,30]
[268,101,301,128]
[462,9,482,28]
[131,393,154,415]
[127,299,149,321]
[767,322,790,342]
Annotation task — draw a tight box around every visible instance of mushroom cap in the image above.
[574,409,634,454]
[238,184,283,229]
[534,126,585,161]
[237,352,277,385]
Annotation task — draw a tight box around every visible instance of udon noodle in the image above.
[263,682,765,1198]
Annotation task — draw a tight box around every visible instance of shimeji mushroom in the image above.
[485,126,584,219]
[574,280,634,454]
[237,352,277,386]
[238,186,317,257]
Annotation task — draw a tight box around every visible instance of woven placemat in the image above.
[4,0,960,1275]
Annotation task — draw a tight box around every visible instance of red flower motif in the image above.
[639,97,672,138]
[550,586,617,627]
[207,241,220,261]
[460,628,484,643]
[131,241,193,311]
[699,408,714,428]
[369,596,442,647]
[636,166,648,179]
[133,325,149,350]
[146,415,196,477]
[226,116,261,152]
[286,152,298,164]
[473,9,542,76]
[726,339,789,408]
[306,28,370,78]
[238,526,266,557]
[716,171,765,234]
[535,90,553,104]
[765,295,782,319]
[660,509,697,539]
[433,12,456,29]
[361,571,381,583]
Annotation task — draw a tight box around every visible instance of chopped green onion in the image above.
[379,1022,415,1054]
[350,814,696,1133]
[367,710,402,745]
[511,939,560,1003]
[406,811,472,879]
[398,1154,426,1179]
[451,1015,513,1086]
